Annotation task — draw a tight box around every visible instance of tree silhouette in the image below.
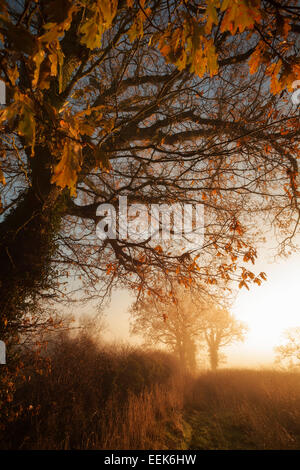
[200,306,248,370]
[130,288,203,371]
[130,286,247,371]
[275,327,300,370]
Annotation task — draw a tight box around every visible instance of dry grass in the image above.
[185,369,300,450]
[94,379,185,450]
[0,331,186,450]
[1,331,299,450]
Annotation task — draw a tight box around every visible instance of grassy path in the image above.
[183,407,257,450]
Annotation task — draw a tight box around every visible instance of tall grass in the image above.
[0,331,185,449]
[1,330,300,450]
[186,369,300,450]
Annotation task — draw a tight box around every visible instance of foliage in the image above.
[0,305,66,431]
[0,0,299,340]
[2,334,300,450]
[0,1,299,448]
[0,329,180,449]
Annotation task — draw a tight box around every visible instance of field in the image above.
[1,331,299,450]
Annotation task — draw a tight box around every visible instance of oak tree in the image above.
[130,287,204,370]
[275,326,300,369]
[200,305,247,370]
[0,0,299,343]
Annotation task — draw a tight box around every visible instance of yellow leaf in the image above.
[32,47,45,88]
[221,0,231,11]
[40,24,64,43]
[18,103,36,157]
[48,52,58,76]
[99,0,118,26]
[80,17,103,50]
[79,1,118,50]
[51,141,82,195]
[205,1,219,34]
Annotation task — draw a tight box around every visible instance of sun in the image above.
[228,252,300,367]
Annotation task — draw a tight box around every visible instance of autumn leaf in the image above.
[18,108,35,147]
[79,0,118,50]
[17,98,36,157]
[239,280,249,290]
[93,147,111,170]
[128,4,151,43]
[0,166,6,185]
[51,141,82,196]
[249,41,269,75]
[80,17,103,50]
[36,56,52,90]
[267,60,283,95]
[99,0,118,26]
[221,0,261,35]
[205,1,219,34]
[159,20,219,79]
[32,47,46,88]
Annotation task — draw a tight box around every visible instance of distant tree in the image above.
[130,288,206,371]
[130,286,247,371]
[200,306,248,371]
[275,327,300,370]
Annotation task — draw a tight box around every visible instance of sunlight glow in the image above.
[229,253,300,367]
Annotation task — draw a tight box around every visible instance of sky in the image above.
[228,251,300,368]
[96,249,300,369]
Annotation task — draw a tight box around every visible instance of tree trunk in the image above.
[209,345,219,372]
[0,145,64,340]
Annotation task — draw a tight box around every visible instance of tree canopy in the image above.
[0,0,299,341]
